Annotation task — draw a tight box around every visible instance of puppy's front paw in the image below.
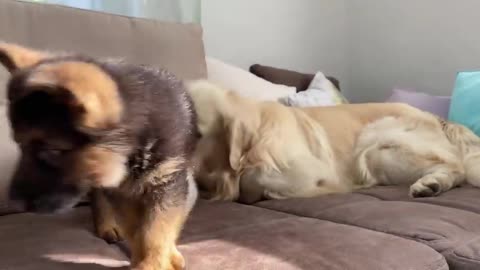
[95,219,123,243]
[171,246,186,270]
[133,247,186,270]
[409,177,442,198]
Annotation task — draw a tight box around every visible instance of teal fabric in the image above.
[448,71,480,136]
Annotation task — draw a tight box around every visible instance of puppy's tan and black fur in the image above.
[0,42,198,270]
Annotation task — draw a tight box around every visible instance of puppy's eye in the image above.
[37,149,64,167]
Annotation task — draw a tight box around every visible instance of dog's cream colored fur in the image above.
[188,80,480,203]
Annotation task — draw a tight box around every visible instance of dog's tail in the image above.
[441,120,480,187]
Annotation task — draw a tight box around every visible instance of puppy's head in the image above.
[0,42,128,213]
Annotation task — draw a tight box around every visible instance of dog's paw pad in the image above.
[410,179,441,198]
[425,181,441,194]
[410,187,434,198]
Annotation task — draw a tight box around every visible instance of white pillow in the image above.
[0,105,19,214]
[206,57,296,101]
[280,72,347,107]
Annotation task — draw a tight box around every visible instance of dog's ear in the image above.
[228,119,251,171]
[23,61,123,129]
[0,42,49,72]
[229,116,286,173]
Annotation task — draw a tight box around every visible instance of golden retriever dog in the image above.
[188,80,480,203]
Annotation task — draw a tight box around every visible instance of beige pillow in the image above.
[0,105,19,215]
[206,57,296,101]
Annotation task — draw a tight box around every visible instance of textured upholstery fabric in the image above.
[0,0,207,104]
[257,185,480,270]
[0,198,450,270]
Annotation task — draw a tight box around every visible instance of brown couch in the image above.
[1,1,479,270]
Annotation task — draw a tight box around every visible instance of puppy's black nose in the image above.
[5,197,27,214]
[9,183,53,213]
[26,199,56,213]
[8,187,26,203]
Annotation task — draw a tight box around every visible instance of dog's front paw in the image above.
[409,177,442,198]
[133,248,185,270]
[132,261,184,270]
[95,219,123,243]
[170,247,186,270]
[263,190,288,200]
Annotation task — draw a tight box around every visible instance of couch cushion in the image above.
[180,200,447,270]
[0,201,448,270]
[0,0,207,104]
[0,207,129,270]
[257,186,480,269]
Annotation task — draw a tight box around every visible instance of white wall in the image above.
[347,0,480,102]
[203,1,480,102]
[201,0,349,92]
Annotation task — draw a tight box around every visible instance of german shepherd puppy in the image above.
[0,42,198,270]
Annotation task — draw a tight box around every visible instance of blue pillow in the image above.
[448,71,480,136]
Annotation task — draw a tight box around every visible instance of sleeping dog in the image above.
[0,42,197,270]
[188,80,480,203]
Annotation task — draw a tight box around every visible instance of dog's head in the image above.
[0,43,129,213]
[186,80,230,137]
[187,80,267,200]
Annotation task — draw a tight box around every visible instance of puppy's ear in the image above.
[23,61,123,129]
[0,42,49,72]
